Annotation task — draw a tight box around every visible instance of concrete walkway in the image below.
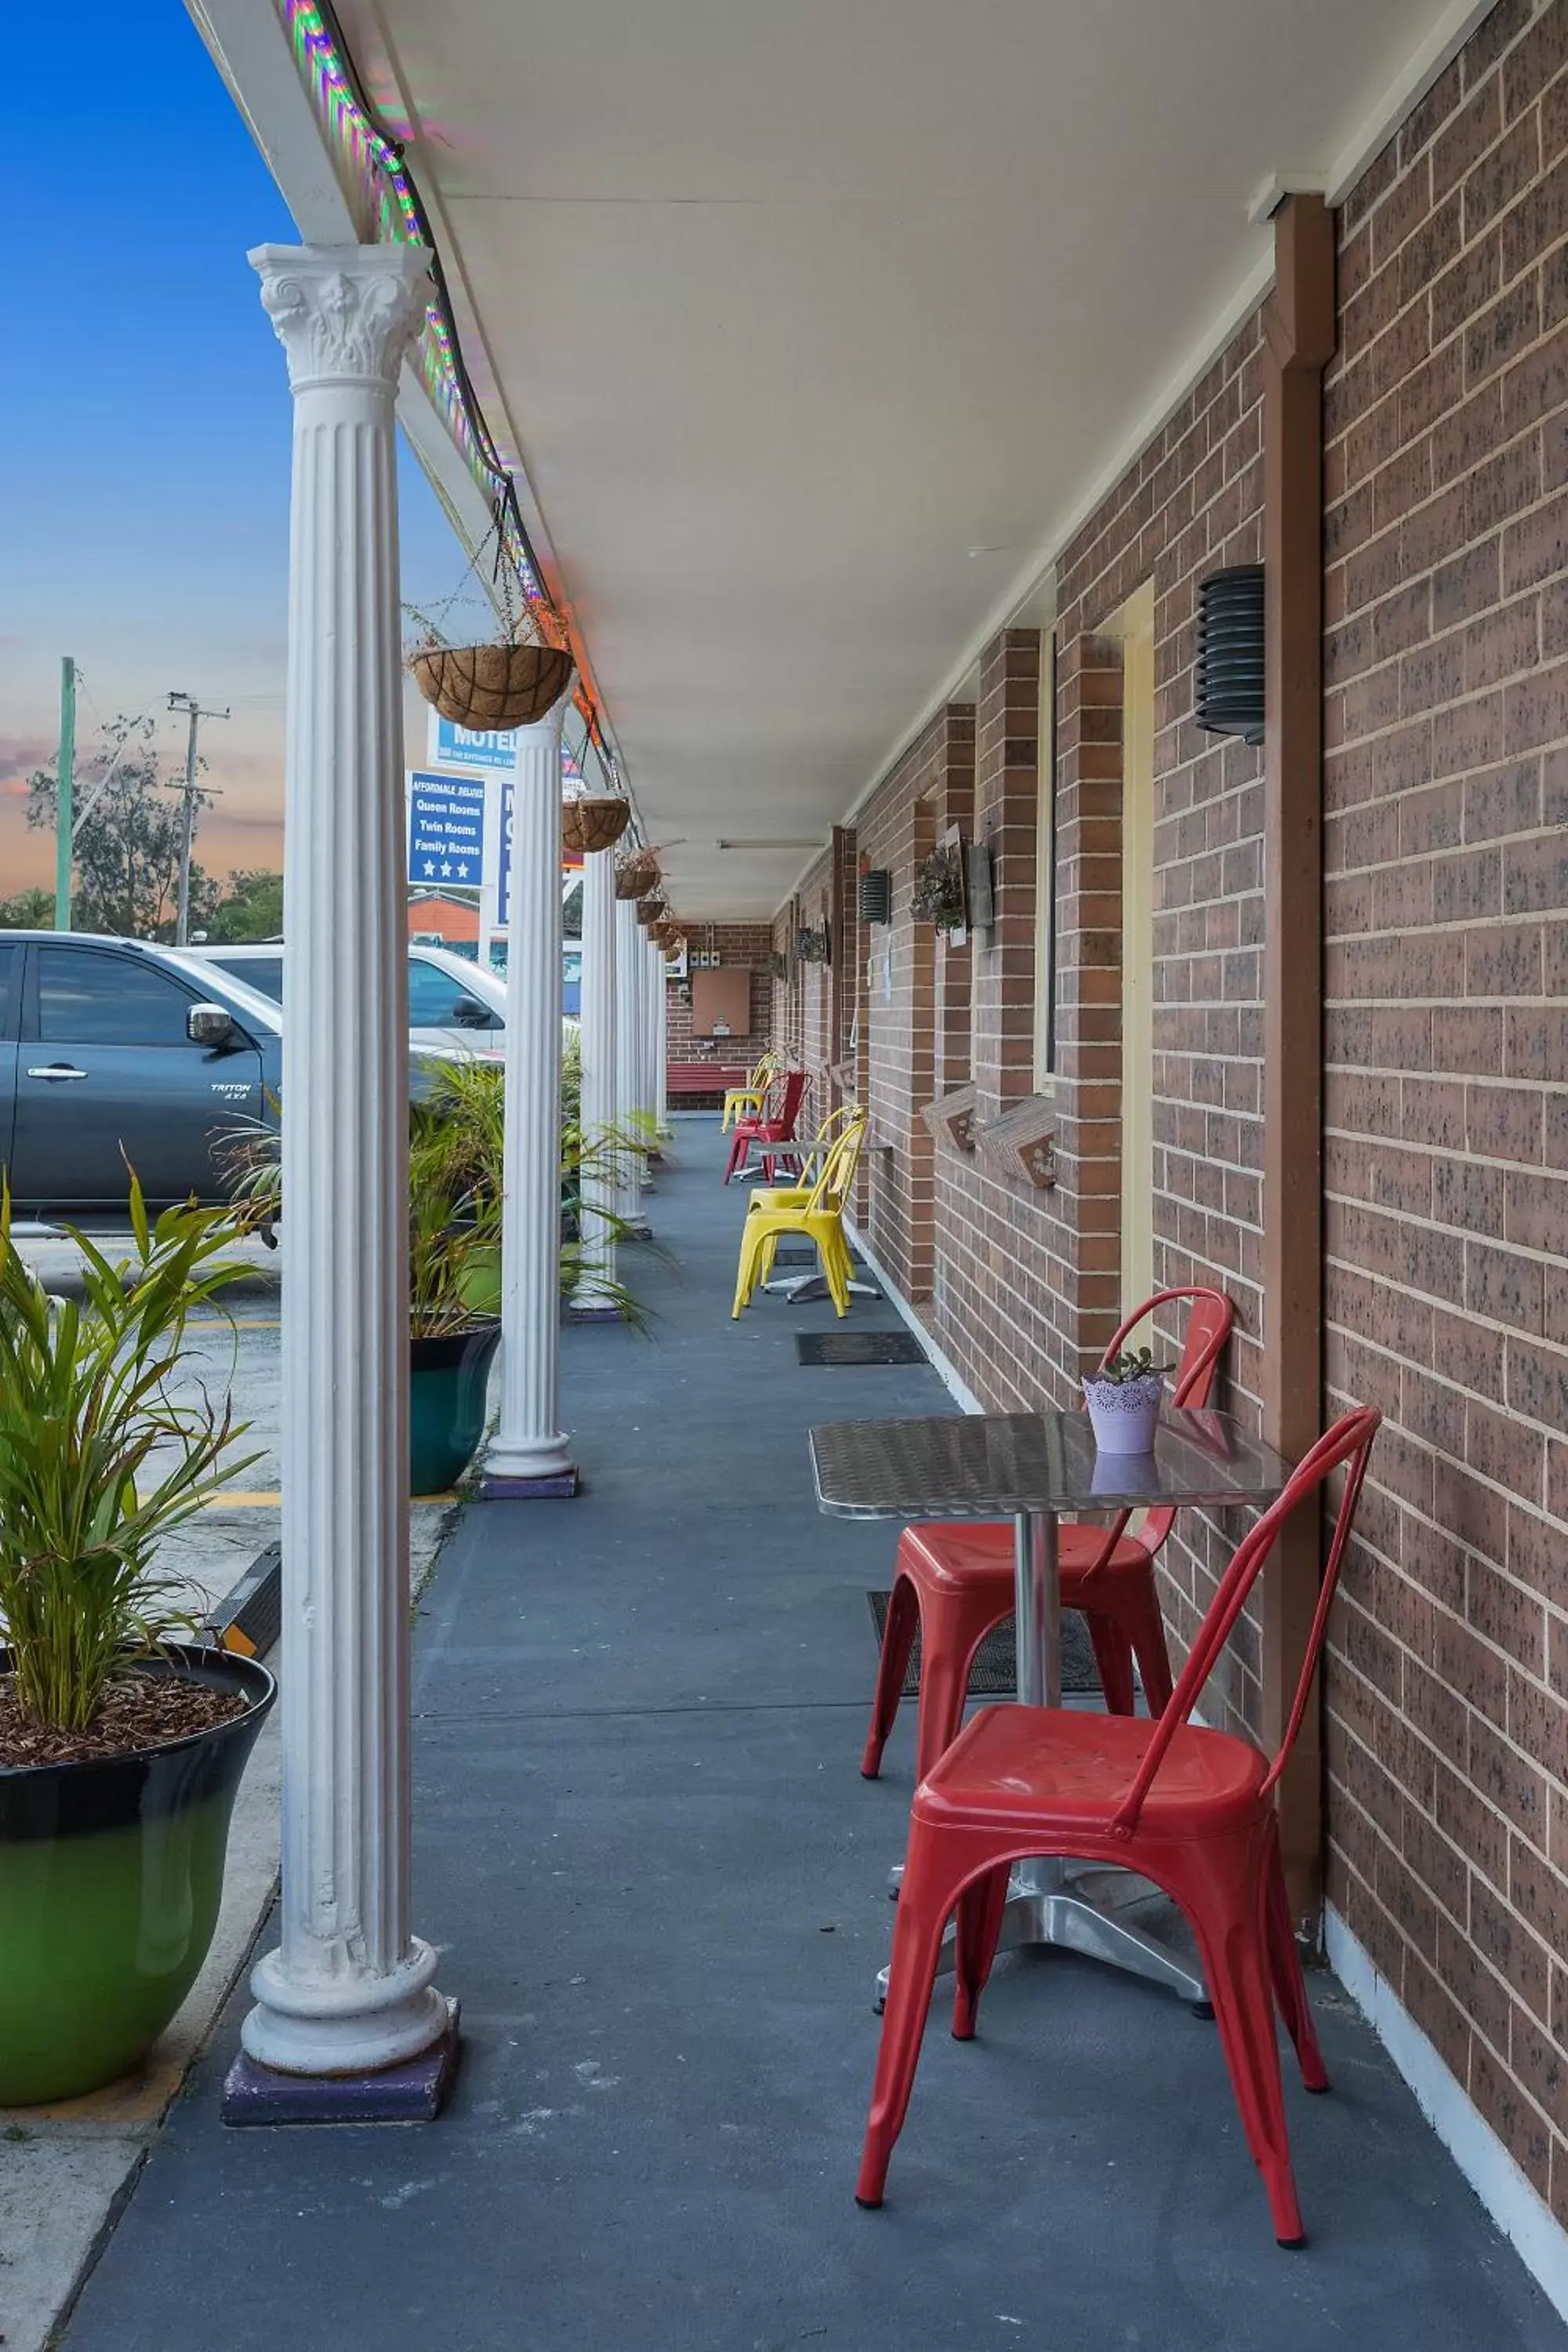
[62,1132,1565,2350]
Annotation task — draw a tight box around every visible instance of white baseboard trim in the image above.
[1325,1904,1568,2321]
[843,1217,984,1414]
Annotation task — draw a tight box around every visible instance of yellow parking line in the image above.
[200,1489,460,1508]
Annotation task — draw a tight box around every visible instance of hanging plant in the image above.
[562,793,632,855]
[405,516,575,729]
[796,922,830,966]
[911,844,967,931]
[636,890,668,928]
[615,847,660,902]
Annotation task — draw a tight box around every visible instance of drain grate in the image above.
[797,1330,927,1367]
[866,1590,1101,1695]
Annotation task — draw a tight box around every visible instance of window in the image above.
[213,953,283,1002]
[0,945,16,1037]
[407,956,499,1030]
[37,948,197,1047]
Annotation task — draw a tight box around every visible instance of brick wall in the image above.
[755,0,1568,2209]
[1321,0,1568,2220]
[666,921,774,1105]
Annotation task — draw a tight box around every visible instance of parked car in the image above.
[188,941,508,1062]
[0,932,284,1217]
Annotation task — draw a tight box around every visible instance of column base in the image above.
[481,1466,579,1500]
[566,1301,624,1323]
[223,1998,460,2126]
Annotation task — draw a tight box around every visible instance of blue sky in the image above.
[1,0,461,895]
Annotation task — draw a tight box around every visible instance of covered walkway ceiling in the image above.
[336,0,1469,916]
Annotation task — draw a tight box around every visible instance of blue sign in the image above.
[408,770,485,886]
[431,718,517,774]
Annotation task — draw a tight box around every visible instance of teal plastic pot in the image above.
[410,1323,501,1495]
[0,1642,275,2107]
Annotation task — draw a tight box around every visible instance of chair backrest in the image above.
[812,1103,859,1148]
[768,1068,808,1134]
[807,1111,867,1214]
[1099,1287,1234,1553]
[1109,1405,1381,1836]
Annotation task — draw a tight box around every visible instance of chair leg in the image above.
[723,1129,749,1183]
[1083,1610,1138,1716]
[952,1864,1011,2040]
[862,1575,920,1778]
[1265,1832,1328,2093]
[731,1222,765,1318]
[1189,1866,1307,2247]
[1117,1575,1176,1716]
[856,1830,956,2208]
[912,1621,990,1784]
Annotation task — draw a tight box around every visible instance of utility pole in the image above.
[167,691,229,945]
[55,657,74,930]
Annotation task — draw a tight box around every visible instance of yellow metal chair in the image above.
[731,1112,866,1318]
[721,1051,782,1131]
[744,1102,859,1208]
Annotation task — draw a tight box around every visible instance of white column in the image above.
[644,936,662,1138]
[614,895,645,1223]
[483,699,575,1487]
[655,941,669,1134]
[244,244,448,2077]
[572,844,618,1305]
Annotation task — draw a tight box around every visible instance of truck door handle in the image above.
[26,1064,89,1081]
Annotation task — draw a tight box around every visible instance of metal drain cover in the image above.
[796,1330,927,1367]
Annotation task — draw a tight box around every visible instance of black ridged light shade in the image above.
[1196,564,1265,745]
[858,869,891,924]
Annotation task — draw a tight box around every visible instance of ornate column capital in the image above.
[249,241,431,392]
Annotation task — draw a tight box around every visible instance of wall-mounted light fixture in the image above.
[858,868,891,924]
[1196,564,1265,745]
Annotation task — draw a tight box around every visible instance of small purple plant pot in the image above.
[1082,1370,1164,1455]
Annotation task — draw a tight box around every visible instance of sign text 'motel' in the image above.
[407,770,485,886]
[430,717,517,775]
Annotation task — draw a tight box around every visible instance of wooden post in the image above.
[1261,193,1335,1929]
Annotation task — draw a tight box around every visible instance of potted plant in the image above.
[1082,1345,1170,1454]
[0,1182,275,2106]
[404,541,575,730]
[615,846,659,902]
[562,790,632,856]
[911,844,967,931]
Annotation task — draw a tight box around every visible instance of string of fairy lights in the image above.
[280,0,620,790]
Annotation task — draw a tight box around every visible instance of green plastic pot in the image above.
[0,1642,275,2107]
[454,1242,502,1322]
[410,1323,501,1495]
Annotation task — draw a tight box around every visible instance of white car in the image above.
[188,942,509,1062]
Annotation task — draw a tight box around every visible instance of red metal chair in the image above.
[861,1289,1234,1782]
[855,1403,1380,2249]
[723,1067,808,1184]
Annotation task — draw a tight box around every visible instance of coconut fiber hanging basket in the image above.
[562,796,633,855]
[615,851,660,901]
[636,891,668,927]
[410,641,575,731]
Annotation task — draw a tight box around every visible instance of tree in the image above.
[208,869,283,942]
[26,714,215,939]
[0,887,54,928]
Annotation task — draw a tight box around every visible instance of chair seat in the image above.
[915,1701,1269,1837]
[902,1518,1155,1595]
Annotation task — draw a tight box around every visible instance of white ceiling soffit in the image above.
[282,0,1476,917]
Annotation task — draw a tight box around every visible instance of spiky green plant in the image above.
[0,1180,261,1734]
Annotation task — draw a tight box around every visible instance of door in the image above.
[1120,590,1156,1317]
[406,951,503,1058]
[13,942,265,1212]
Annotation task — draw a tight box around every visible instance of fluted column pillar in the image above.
[482,697,577,1497]
[572,843,619,1308]
[655,939,669,1134]
[234,242,451,2108]
[614,896,645,1225]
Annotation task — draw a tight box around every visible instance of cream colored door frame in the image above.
[1111,582,1156,1319]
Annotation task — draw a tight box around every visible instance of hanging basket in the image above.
[562,796,633,855]
[615,851,660,901]
[636,891,667,927]
[409,642,575,730]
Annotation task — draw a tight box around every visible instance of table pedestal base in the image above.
[874,1859,1206,2013]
